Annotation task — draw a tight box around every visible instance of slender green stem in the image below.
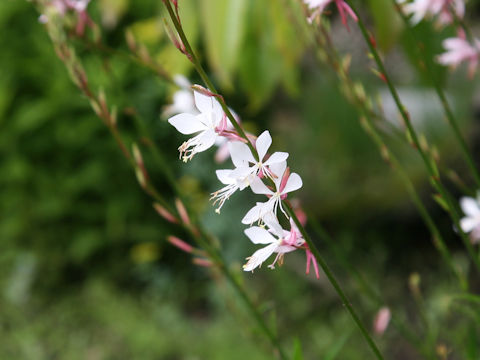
[284,204,384,359]
[345,1,480,273]
[307,217,437,359]
[163,1,258,160]
[393,1,480,189]
[309,20,467,289]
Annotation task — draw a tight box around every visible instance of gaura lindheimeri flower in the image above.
[242,161,303,225]
[210,168,254,214]
[243,216,305,272]
[436,37,480,78]
[459,195,480,244]
[210,132,289,213]
[399,0,465,26]
[229,130,289,180]
[168,89,227,162]
[304,0,358,28]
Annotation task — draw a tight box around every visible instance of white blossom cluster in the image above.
[165,79,319,276]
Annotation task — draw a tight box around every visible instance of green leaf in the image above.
[200,0,249,88]
[292,338,304,360]
[323,329,353,360]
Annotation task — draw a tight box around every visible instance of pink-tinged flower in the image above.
[243,216,305,272]
[436,37,480,77]
[459,195,480,244]
[304,0,358,28]
[242,161,303,224]
[44,0,93,35]
[168,89,226,162]
[373,307,391,335]
[399,0,464,26]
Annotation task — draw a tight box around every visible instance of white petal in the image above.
[216,169,235,185]
[244,227,277,244]
[242,203,263,224]
[264,152,289,166]
[194,129,217,153]
[193,89,224,118]
[276,245,297,254]
[269,161,287,188]
[250,177,273,195]
[282,173,303,194]
[460,197,480,217]
[230,166,254,180]
[243,243,278,272]
[229,141,255,167]
[168,113,207,134]
[256,130,272,160]
[264,215,284,239]
[194,90,214,114]
[460,217,479,233]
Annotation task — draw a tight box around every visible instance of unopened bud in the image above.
[175,198,190,226]
[192,257,212,267]
[419,134,429,152]
[153,203,178,224]
[132,143,148,189]
[167,236,193,253]
[373,307,391,336]
[191,84,218,98]
[125,29,137,52]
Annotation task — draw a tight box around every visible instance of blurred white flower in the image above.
[399,0,464,26]
[304,0,358,28]
[437,36,480,77]
[459,195,480,243]
[162,75,197,118]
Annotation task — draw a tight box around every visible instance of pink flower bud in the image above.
[167,236,193,253]
[153,203,178,224]
[373,307,391,336]
[192,257,213,267]
[175,198,190,226]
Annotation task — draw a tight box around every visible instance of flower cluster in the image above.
[398,0,465,26]
[166,84,319,277]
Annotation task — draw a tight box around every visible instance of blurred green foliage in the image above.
[1,0,480,359]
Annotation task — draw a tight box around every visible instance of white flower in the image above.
[229,130,289,181]
[243,216,305,272]
[210,168,254,213]
[168,89,225,162]
[241,161,303,224]
[210,132,288,213]
[399,0,464,25]
[436,37,480,77]
[459,196,480,244]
